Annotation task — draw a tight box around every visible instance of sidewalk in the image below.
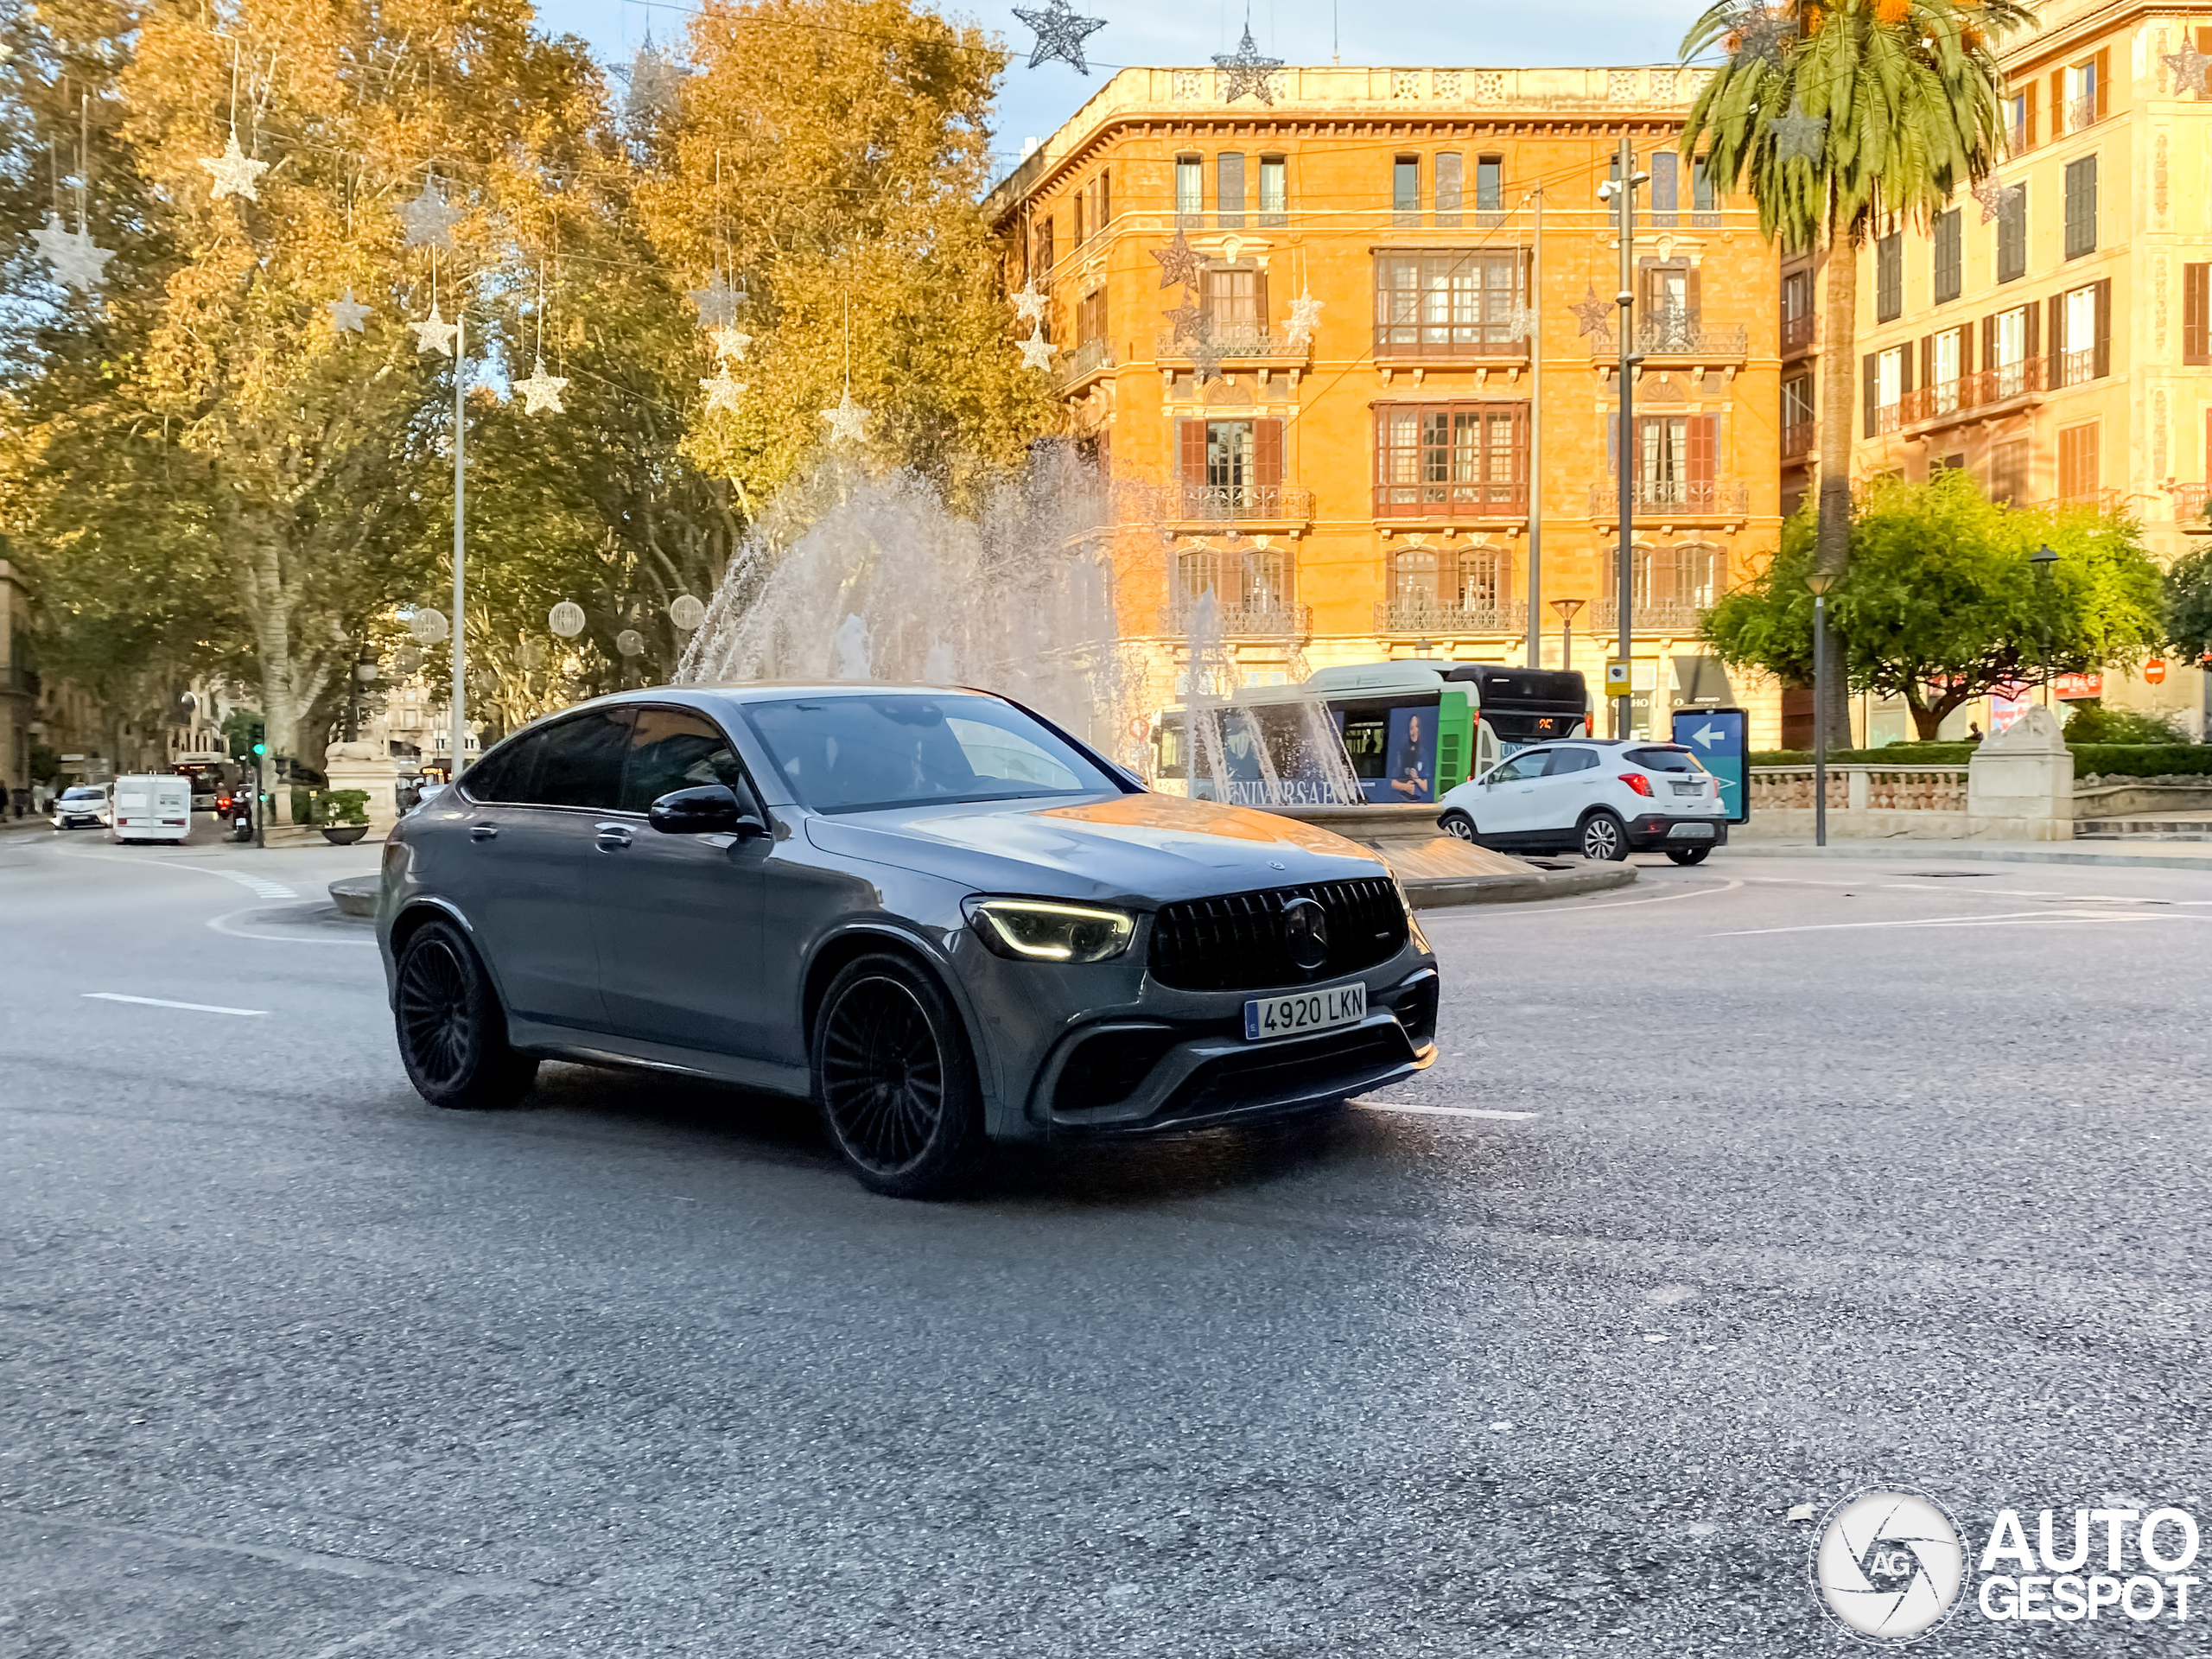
[1721,838,2212,872]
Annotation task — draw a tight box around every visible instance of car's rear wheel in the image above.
[814,953,985,1200]
[1664,844,1713,866]
[1440,810,1478,842]
[393,918,538,1109]
[1579,810,1628,861]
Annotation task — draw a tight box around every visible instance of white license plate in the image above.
[1668,821,1717,840]
[1243,982,1367,1041]
[1669,780,1705,795]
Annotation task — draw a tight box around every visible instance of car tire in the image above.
[813,951,986,1200]
[1664,845,1713,866]
[1578,810,1629,861]
[1440,810,1478,842]
[392,918,539,1110]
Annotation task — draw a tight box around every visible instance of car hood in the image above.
[804,792,1390,906]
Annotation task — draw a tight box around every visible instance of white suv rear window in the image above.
[1624,747,1705,774]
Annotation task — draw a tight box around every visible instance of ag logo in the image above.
[1812,1490,1967,1643]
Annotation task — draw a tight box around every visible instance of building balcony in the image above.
[1373,481,1529,521]
[1590,597,1713,634]
[1782,313,1815,355]
[1883,355,2052,435]
[1586,480,1751,520]
[1057,337,1115,392]
[1154,325,1309,367]
[1159,481,1316,531]
[1590,313,1749,362]
[2166,483,2212,531]
[2062,93,2101,135]
[1160,601,1310,639]
[1782,420,1816,461]
[1375,600,1527,637]
[1372,327,1530,364]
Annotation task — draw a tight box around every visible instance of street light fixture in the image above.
[1805,568,1837,849]
[1548,597,1586,672]
[2030,543,2059,709]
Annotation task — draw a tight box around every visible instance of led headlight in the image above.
[964,897,1135,963]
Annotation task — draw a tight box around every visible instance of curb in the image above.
[1405,857,1638,908]
[328,875,378,918]
[1719,841,2212,872]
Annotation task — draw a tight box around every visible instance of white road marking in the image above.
[55,848,296,901]
[85,992,268,1017]
[1350,1098,1538,1121]
[213,870,297,901]
[1710,907,2191,938]
[1560,878,1744,912]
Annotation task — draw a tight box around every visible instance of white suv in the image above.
[1436,741,1729,864]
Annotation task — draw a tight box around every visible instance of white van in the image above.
[111,773,193,844]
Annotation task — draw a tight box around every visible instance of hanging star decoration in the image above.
[1149,228,1207,290]
[327,288,372,335]
[32,212,114,291]
[821,386,868,443]
[1727,5,1795,67]
[700,364,747,413]
[709,325,752,360]
[1018,327,1055,371]
[514,355,569,415]
[626,40,686,119]
[1211,22,1284,105]
[2164,37,2212,97]
[200,130,270,203]
[1013,0,1107,74]
[1568,286,1611,337]
[410,303,458,357]
[1189,333,1224,385]
[397,178,461,249]
[1972,174,2012,222]
[1011,279,1049,325]
[1503,302,1540,343]
[1163,297,1209,346]
[1281,290,1323,352]
[1768,101,1827,162]
[689,271,742,328]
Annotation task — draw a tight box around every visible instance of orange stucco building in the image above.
[987,62,1786,743]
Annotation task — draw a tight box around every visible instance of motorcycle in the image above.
[216,791,253,843]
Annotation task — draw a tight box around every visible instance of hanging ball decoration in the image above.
[410,608,449,645]
[548,601,587,639]
[517,638,547,671]
[615,629,646,658]
[397,645,424,674]
[670,594,708,631]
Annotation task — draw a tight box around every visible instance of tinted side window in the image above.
[462,737,538,804]
[1491,749,1552,782]
[1549,747,1599,773]
[620,706,749,813]
[530,709,634,809]
[1625,746,1701,773]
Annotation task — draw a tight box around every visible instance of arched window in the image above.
[1632,542,1723,618]
[1390,545,1440,607]
[1455,544,1508,614]
[1243,550,1289,611]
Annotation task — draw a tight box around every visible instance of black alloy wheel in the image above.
[1440,811,1478,842]
[393,918,538,1109]
[1665,844,1713,866]
[1579,810,1629,862]
[815,953,985,1199]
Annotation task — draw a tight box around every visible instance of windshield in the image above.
[743,694,1120,814]
[60,787,102,800]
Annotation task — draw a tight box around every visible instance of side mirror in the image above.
[648,783,768,838]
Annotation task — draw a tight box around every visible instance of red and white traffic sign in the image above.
[2145,658,2168,685]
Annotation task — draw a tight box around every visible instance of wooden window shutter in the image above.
[1688,415,1717,484]
[2051,69,2066,134]
[2048,294,2065,365]
[1686,264,1702,317]
[2095,49,2109,119]
[1253,268,1270,332]
[1920,335,1934,394]
[1863,353,1880,437]
[2189,265,2211,364]
[1899,342,1915,396]
[2093,277,2112,378]
[1179,420,1207,484]
[1983,314,1999,375]
[2025,82,2037,147]
[1254,419,1282,486]
[1959,323,1975,376]
[2204,407,2212,479]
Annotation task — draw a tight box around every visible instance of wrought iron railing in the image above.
[1162,602,1311,638]
[1782,420,1816,459]
[1587,480,1750,516]
[1882,355,2053,433]
[1782,312,1815,353]
[1057,337,1114,389]
[1590,314,1749,358]
[1589,597,1714,633]
[2167,482,2212,527]
[1154,327,1306,361]
[1375,601,1527,635]
[1162,482,1315,523]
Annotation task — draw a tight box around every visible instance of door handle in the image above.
[594,823,632,852]
[469,823,499,841]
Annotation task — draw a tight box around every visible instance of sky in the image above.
[531,0,1698,182]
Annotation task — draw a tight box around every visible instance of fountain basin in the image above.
[1261,804,1637,908]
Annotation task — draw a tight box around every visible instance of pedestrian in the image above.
[10,785,27,819]
[31,780,50,816]
[1966,722,1984,745]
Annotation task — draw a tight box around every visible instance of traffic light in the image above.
[251,741,267,757]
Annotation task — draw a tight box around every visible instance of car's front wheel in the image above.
[1579,810,1629,861]
[1440,810,1478,842]
[393,918,539,1109]
[1665,844,1713,866]
[814,952,986,1200]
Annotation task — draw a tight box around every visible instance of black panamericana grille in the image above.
[1147,877,1408,993]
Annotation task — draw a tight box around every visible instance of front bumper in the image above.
[1626,814,1728,850]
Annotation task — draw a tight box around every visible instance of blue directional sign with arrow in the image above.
[1672,705,1749,823]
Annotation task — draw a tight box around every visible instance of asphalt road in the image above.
[3,817,2209,1656]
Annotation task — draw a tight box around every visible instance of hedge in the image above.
[1751,742,2212,778]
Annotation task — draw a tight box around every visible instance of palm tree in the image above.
[1681,0,2031,745]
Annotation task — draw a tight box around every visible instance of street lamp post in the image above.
[2030,542,2059,709]
[1806,569,1836,848]
[1598,137,1647,741]
[1549,597,1586,673]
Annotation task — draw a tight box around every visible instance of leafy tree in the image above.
[1681,0,2031,744]
[1703,473,2164,738]
[2062,701,2184,744]
[2165,544,2212,666]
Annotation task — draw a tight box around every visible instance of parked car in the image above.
[1436,740,1729,864]
[111,773,194,844]
[378,686,1440,1198]
[49,784,111,830]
